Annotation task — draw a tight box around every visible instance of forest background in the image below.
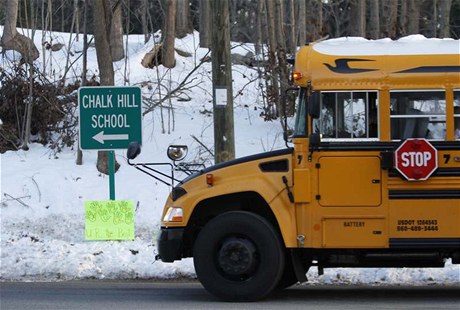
[0,0,459,157]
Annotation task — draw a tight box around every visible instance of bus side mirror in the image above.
[308,92,320,119]
[127,141,141,160]
[167,145,188,161]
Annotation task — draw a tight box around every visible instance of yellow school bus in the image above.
[128,37,460,301]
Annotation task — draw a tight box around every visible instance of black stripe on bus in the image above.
[316,141,460,152]
[389,167,460,178]
[389,189,460,199]
[390,238,460,249]
[395,66,460,74]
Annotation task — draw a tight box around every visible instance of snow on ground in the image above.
[1,28,459,285]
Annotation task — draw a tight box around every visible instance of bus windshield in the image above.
[293,88,307,137]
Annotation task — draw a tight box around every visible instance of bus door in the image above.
[308,91,387,248]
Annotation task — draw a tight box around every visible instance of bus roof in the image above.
[313,35,459,56]
[294,35,460,90]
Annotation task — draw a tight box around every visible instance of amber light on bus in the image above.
[292,72,302,80]
[206,174,214,186]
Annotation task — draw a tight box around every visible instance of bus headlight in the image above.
[163,207,183,222]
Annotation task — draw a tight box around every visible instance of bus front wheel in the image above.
[193,211,285,301]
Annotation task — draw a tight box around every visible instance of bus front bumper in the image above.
[156,227,185,262]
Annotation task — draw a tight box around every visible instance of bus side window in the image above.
[316,91,378,140]
[390,91,445,140]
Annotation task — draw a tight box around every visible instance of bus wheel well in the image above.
[182,191,280,258]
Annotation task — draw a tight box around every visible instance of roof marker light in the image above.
[292,72,302,80]
[206,174,214,186]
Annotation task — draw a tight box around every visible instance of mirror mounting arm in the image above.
[308,133,321,161]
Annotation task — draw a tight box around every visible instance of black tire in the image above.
[276,251,298,290]
[193,211,285,301]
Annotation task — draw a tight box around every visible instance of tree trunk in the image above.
[438,0,452,38]
[398,0,408,36]
[407,0,420,34]
[432,0,438,37]
[368,0,379,39]
[111,1,124,61]
[163,0,177,68]
[255,0,265,55]
[211,0,234,164]
[176,0,192,38]
[315,0,323,41]
[298,0,306,45]
[384,0,398,38]
[287,0,296,54]
[349,0,366,37]
[265,0,280,119]
[141,0,151,43]
[94,0,115,86]
[0,0,39,64]
[93,0,119,175]
[274,0,291,117]
[74,0,80,41]
[77,0,89,165]
[22,61,34,151]
[305,0,321,42]
[61,0,65,32]
[199,0,211,48]
[22,1,37,151]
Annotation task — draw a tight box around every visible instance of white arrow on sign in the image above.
[92,131,129,144]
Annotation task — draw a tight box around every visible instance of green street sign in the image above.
[78,86,142,150]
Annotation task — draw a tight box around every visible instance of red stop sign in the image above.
[394,139,438,181]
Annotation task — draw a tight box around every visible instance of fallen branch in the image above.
[2,193,31,207]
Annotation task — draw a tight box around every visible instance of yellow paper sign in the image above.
[85,200,134,240]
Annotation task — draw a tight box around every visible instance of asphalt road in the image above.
[1,280,459,310]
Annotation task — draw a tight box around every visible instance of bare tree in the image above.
[324,0,349,37]
[111,1,125,61]
[141,0,151,43]
[407,0,420,34]
[265,0,281,119]
[21,0,37,151]
[163,0,177,68]
[398,0,408,36]
[438,0,452,37]
[368,0,379,39]
[92,0,120,174]
[176,0,193,38]
[285,0,296,54]
[349,0,366,37]
[431,0,438,37]
[199,0,211,48]
[297,0,306,45]
[305,0,323,42]
[380,0,398,38]
[1,0,39,64]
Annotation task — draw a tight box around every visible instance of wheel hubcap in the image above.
[218,237,257,277]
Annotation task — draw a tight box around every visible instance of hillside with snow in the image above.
[1,28,459,285]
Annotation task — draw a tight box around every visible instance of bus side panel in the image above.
[388,199,460,240]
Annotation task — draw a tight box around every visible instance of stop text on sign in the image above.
[400,151,432,167]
